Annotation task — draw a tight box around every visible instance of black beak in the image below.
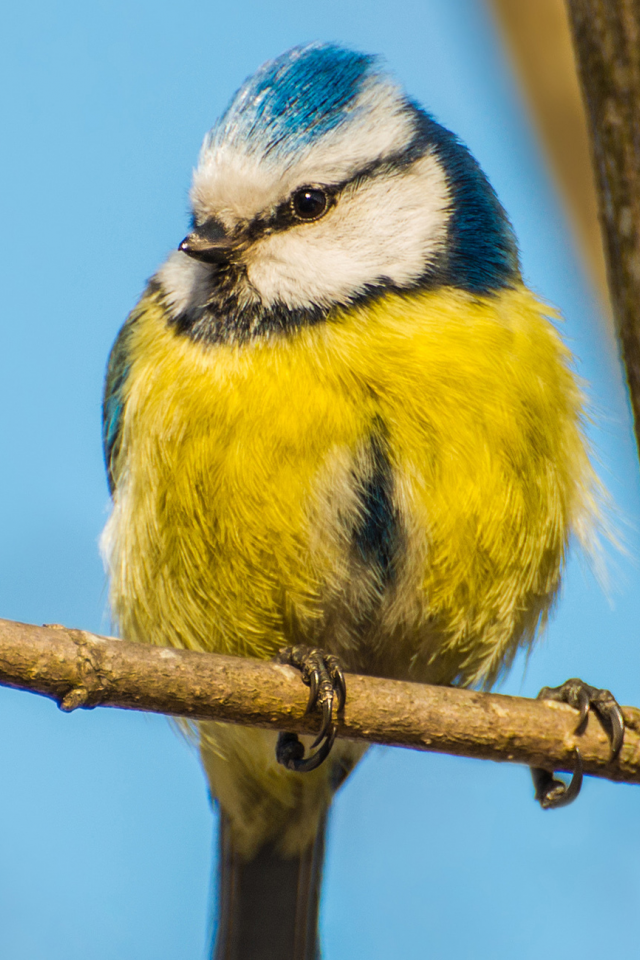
[179,217,233,264]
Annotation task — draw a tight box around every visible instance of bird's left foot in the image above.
[275,645,346,773]
[532,678,624,810]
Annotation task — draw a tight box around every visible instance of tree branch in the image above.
[0,617,639,783]
[566,0,640,452]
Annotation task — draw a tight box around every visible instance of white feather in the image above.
[156,251,211,315]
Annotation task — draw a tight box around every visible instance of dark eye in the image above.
[291,186,329,221]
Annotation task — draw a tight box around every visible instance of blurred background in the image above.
[1,1,638,957]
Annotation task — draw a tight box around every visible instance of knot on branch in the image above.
[50,627,109,712]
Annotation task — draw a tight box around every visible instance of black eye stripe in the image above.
[240,185,337,241]
[230,146,427,243]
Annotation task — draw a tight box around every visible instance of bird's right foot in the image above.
[275,645,346,773]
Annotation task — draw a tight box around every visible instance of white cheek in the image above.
[244,153,450,309]
[156,251,212,315]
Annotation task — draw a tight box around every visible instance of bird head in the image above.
[156,43,520,343]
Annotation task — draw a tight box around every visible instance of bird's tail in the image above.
[212,808,325,960]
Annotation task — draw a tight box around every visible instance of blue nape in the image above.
[210,43,375,158]
[410,109,520,293]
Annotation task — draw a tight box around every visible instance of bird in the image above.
[101,42,623,960]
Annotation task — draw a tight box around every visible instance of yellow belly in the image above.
[103,283,594,690]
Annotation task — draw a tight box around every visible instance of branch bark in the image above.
[1,617,639,783]
[566,0,640,451]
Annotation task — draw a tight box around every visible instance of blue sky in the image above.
[1,1,639,957]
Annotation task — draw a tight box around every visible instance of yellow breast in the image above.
[103,284,594,688]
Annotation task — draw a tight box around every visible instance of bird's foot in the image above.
[531,752,584,810]
[532,678,624,810]
[275,645,346,773]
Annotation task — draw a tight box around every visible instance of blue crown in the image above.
[208,43,380,157]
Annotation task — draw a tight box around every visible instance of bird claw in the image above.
[532,749,583,810]
[276,726,338,773]
[532,678,624,809]
[275,645,346,772]
[313,695,333,750]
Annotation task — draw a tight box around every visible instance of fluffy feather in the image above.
[102,282,595,850]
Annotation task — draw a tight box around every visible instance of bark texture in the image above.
[566,0,640,447]
[0,617,639,783]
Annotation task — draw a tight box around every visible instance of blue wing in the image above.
[102,309,138,495]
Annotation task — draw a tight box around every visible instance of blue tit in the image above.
[102,42,605,960]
